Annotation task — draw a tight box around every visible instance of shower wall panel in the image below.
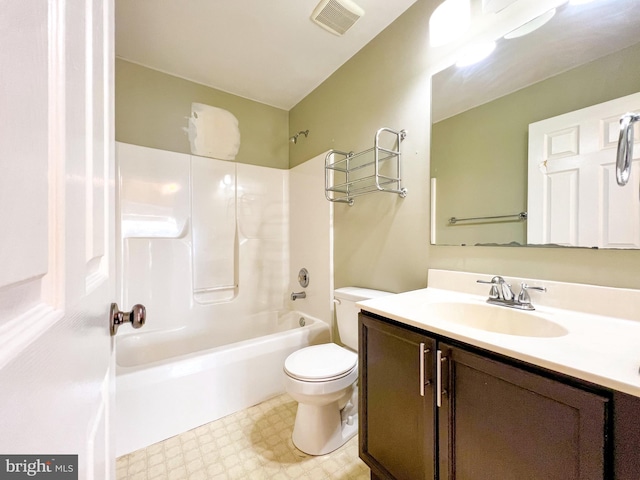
[117,142,290,331]
[289,152,333,326]
[191,157,237,303]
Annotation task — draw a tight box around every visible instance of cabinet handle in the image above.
[436,350,446,407]
[420,343,426,396]
[419,343,432,396]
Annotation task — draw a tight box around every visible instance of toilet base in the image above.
[292,400,358,456]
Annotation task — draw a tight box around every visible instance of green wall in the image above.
[290,0,433,294]
[115,58,289,169]
[290,0,640,291]
[432,42,640,246]
[115,0,640,292]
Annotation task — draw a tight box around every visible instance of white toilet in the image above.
[284,287,392,455]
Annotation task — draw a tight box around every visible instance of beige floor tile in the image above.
[116,394,369,479]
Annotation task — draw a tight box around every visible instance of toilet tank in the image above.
[334,287,393,350]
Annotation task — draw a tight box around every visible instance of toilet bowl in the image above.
[284,287,392,455]
[284,343,358,455]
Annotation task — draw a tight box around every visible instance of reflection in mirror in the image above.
[430,0,640,248]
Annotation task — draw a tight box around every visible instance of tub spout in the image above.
[291,291,306,301]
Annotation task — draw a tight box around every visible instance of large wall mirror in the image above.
[430,0,640,249]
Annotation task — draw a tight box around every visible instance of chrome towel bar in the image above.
[448,211,527,225]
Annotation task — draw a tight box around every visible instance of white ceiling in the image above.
[115,0,418,110]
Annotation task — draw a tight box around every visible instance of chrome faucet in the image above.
[291,291,306,301]
[517,283,547,309]
[477,276,515,301]
[477,276,546,310]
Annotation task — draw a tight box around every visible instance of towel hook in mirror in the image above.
[616,112,640,192]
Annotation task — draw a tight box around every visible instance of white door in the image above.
[528,92,640,248]
[0,1,115,479]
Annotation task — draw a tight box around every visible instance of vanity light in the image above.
[429,0,471,47]
[455,41,496,67]
[504,8,556,39]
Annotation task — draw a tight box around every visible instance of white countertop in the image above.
[357,270,640,398]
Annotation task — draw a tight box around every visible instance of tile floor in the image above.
[116,394,370,480]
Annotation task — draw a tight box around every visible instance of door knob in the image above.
[110,303,146,336]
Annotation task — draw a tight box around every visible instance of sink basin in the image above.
[424,302,568,338]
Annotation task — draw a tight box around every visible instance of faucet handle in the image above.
[517,283,547,305]
[477,276,513,300]
[477,276,505,285]
[476,275,505,300]
[477,278,498,299]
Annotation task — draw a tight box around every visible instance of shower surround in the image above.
[115,143,333,456]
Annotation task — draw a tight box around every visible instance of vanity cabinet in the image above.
[359,313,437,479]
[437,342,607,480]
[359,312,617,480]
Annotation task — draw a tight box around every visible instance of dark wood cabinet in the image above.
[438,343,607,480]
[359,311,640,480]
[359,313,436,479]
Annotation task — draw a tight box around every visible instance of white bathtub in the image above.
[115,311,331,457]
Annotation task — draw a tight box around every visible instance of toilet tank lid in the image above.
[334,287,394,302]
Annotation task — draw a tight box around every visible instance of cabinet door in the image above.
[359,313,437,480]
[438,344,608,480]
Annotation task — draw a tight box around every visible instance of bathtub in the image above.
[115,311,330,457]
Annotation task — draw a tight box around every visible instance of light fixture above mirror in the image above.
[431,0,608,69]
[429,0,471,47]
[503,8,556,39]
[482,0,518,14]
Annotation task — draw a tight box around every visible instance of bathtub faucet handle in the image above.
[291,291,306,301]
[110,302,146,336]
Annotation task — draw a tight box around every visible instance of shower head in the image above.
[289,130,309,144]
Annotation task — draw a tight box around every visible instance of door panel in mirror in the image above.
[528,93,640,248]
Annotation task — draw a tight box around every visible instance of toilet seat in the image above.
[284,343,357,382]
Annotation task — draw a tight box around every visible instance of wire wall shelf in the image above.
[325,127,407,206]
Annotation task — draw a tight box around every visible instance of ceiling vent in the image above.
[311,0,365,36]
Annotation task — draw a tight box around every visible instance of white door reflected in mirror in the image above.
[528,93,640,249]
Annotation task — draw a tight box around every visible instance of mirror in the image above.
[431,0,640,248]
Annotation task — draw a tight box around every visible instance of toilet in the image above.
[284,287,392,455]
